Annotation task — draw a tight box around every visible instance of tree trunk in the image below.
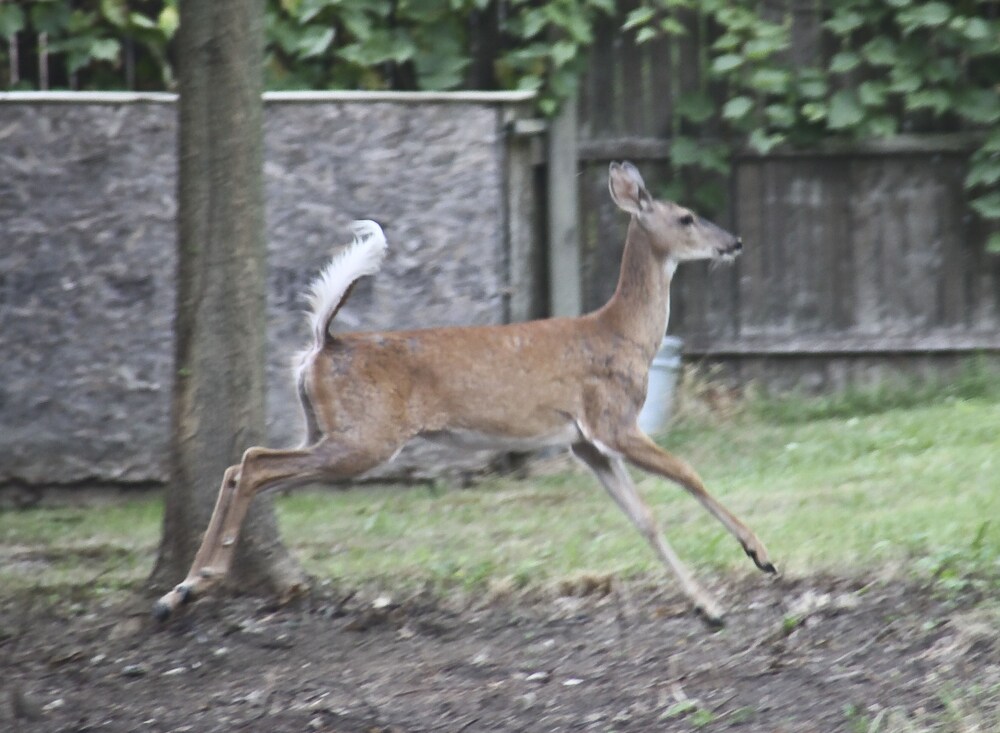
[149,0,306,597]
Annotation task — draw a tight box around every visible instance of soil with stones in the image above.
[2,575,998,732]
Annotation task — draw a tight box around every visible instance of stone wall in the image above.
[0,92,539,487]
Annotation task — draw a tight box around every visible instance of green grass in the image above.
[1,382,998,599]
[276,394,1000,594]
[0,496,162,598]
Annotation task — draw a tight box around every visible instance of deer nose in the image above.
[734,238,743,252]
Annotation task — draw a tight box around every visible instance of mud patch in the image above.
[2,576,998,732]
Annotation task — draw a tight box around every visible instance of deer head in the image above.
[608,161,742,262]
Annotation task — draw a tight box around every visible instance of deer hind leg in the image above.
[153,438,395,620]
[571,441,725,626]
[614,429,776,575]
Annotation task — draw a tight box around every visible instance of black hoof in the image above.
[176,583,194,605]
[745,547,777,574]
[152,584,195,623]
[696,606,725,629]
[152,599,173,623]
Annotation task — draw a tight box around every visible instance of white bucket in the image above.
[638,336,683,435]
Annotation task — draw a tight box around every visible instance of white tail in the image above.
[305,220,387,349]
[154,162,772,628]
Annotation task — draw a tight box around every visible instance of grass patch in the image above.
[0,495,162,598]
[276,394,1000,594]
[842,679,1000,733]
[1,385,998,600]
[749,357,1000,424]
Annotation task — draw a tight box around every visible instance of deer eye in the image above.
[679,213,695,226]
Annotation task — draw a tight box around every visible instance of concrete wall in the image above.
[0,91,540,487]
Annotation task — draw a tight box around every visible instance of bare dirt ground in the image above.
[2,575,998,732]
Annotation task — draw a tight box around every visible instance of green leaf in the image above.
[983,130,1000,154]
[829,52,860,74]
[986,232,1000,254]
[712,32,741,52]
[954,89,1000,125]
[961,17,992,41]
[797,70,827,100]
[861,37,897,67]
[965,159,1000,189]
[862,115,897,138]
[31,3,71,34]
[520,8,547,38]
[0,4,25,36]
[89,38,120,62]
[888,67,922,94]
[414,48,469,90]
[129,12,158,31]
[635,26,657,44]
[662,699,699,719]
[765,103,796,128]
[100,0,127,29]
[558,6,593,45]
[693,180,727,213]
[748,128,785,154]
[711,54,743,74]
[722,95,754,121]
[287,25,332,58]
[294,0,340,24]
[970,191,1000,219]
[658,17,687,37]
[622,6,656,31]
[925,58,959,84]
[338,29,416,66]
[897,2,952,33]
[743,35,788,61]
[749,68,790,94]
[905,88,952,115]
[550,40,577,67]
[669,136,702,167]
[858,81,887,108]
[801,101,827,123]
[827,90,865,129]
[659,180,685,203]
[696,143,730,176]
[676,91,714,124]
[824,10,864,35]
[716,6,755,32]
[514,74,543,92]
[338,6,374,42]
[158,6,179,39]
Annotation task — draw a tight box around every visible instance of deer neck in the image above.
[598,220,675,362]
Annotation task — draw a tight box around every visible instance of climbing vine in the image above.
[625,0,1000,250]
[1,0,997,248]
[0,0,614,115]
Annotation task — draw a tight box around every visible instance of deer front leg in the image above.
[615,430,776,575]
[571,441,725,626]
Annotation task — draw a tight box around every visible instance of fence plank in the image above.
[573,6,999,388]
[548,89,582,317]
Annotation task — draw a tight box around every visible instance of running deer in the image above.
[153,162,775,626]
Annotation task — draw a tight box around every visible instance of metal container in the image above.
[638,336,683,435]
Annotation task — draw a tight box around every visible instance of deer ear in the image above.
[609,161,652,216]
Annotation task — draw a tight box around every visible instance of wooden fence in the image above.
[6,3,1000,391]
[564,8,1000,390]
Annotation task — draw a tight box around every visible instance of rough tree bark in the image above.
[149,0,306,598]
